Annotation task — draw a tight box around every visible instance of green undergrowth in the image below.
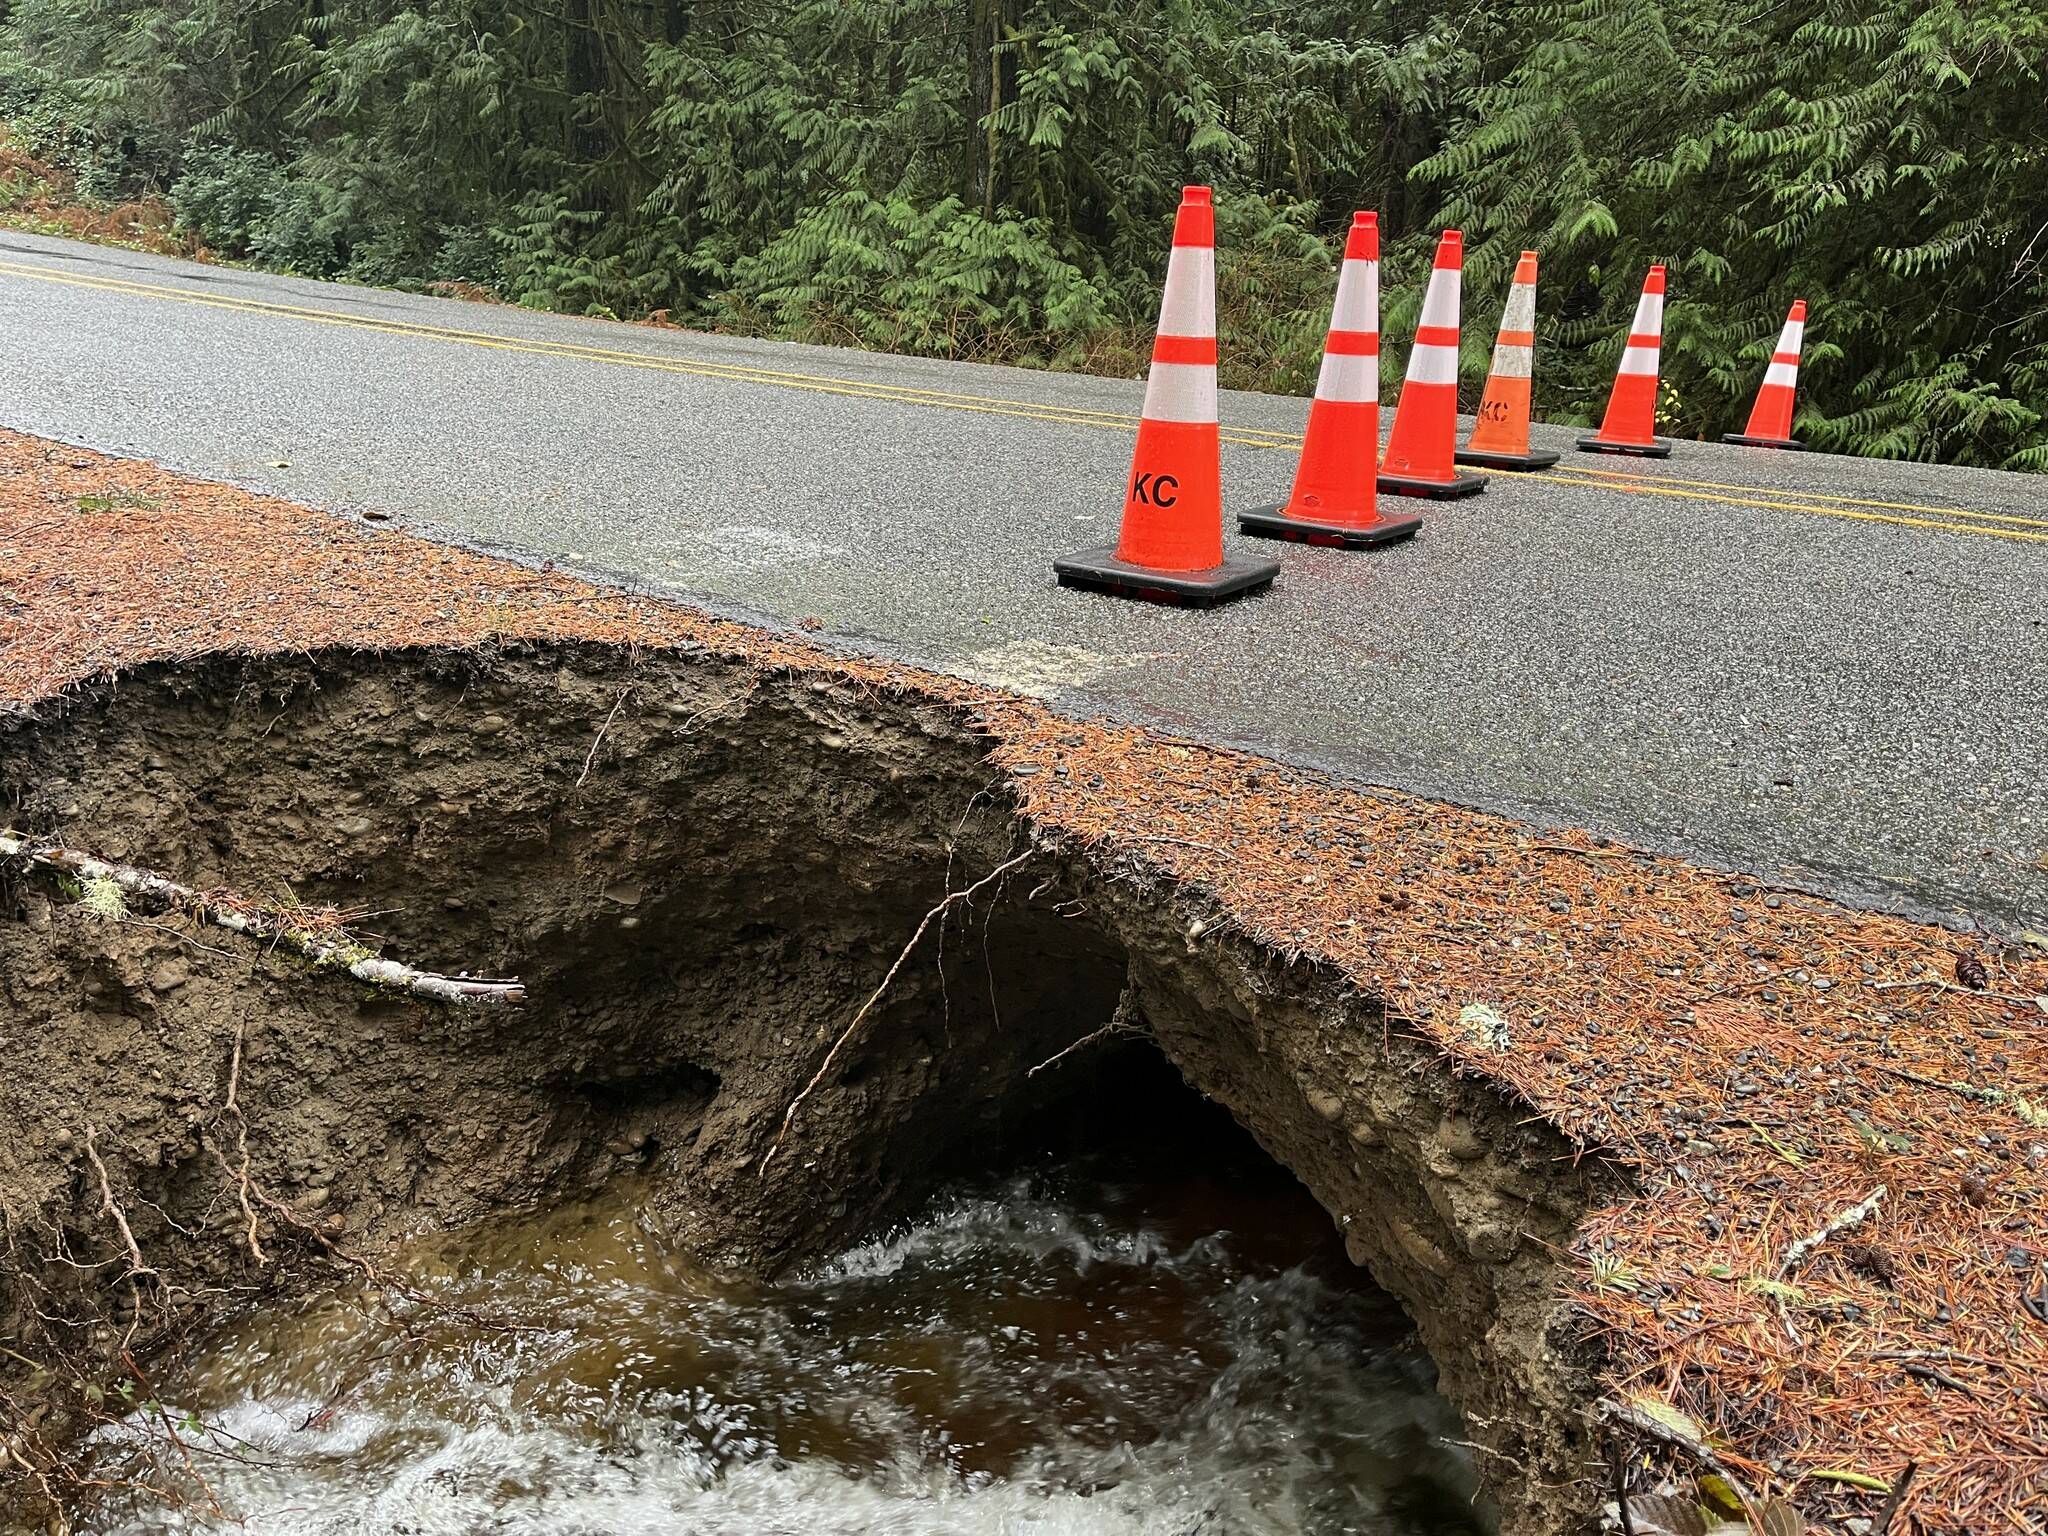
[2,0,2043,464]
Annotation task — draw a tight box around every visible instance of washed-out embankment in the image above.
[0,638,1620,1534]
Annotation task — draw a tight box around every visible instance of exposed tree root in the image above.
[759,845,1038,1172]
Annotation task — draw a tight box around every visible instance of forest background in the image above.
[1,0,2043,466]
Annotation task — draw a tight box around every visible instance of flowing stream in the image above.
[83,1147,1487,1534]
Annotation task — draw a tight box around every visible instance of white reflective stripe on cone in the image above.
[1418,271,1461,329]
[1405,343,1459,387]
[1499,281,1536,334]
[1490,342,1533,378]
[1314,352,1377,404]
[1141,360,1219,424]
[1155,246,1216,338]
[1631,291,1665,334]
[1763,360,1798,388]
[1332,259,1378,333]
[1778,319,1805,353]
[1618,344,1660,376]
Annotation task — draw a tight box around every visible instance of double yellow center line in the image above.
[4,255,2044,547]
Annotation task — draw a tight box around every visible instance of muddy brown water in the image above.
[79,1146,1487,1534]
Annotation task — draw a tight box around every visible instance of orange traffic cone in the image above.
[1457,251,1558,471]
[1579,264,1672,457]
[1239,212,1422,550]
[1055,186,1279,606]
[1379,229,1486,499]
[1724,300,1807,450]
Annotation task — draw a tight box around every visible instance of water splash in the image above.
[82,1164,1488,1534]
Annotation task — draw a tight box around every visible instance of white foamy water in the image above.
[80,1168,1488,1534]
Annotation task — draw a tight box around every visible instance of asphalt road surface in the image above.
[3,230,2044,927]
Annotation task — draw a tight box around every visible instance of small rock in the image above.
[473,714,509,737]
[335,814,373,837]
[361,508,392,522]
[1304,1086,1344,1122]
[146,958,190,993]
[1389,1217,1458,1278]
[1437,1114,1487,1161]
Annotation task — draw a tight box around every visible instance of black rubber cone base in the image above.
[1578,434,1673,458]
[1376,469,1488,500]
[1054,545,1280,608]
[1237,504,1423,550]
[1455,445,1561,472]
[1722,433,1806,450]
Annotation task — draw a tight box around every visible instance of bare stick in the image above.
[1873,1460,1918,1534]
[2,831,523,1006]
[1122,834,1230,858]
[759,847,1036,1172]
[575,685,634,788]
[1874,1065,2012,1104]
[1611,1441,1636,1536]
[1778,1185,1886,1278]
[83,1125,154,1281]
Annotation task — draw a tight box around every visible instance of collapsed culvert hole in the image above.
[3,642,1610,1534]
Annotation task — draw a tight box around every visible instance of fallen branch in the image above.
[1900,1362,1977,1397]
[1121,834,1231,858]
[1597,1397,1757,1514]
[1871,976,2047,1009]
[1873,1461,1918,1535]
[1779,1186,1886,1278]
[760,846,1036,1172]
[1,831,524,1006]
[1872,1065,2007,1103]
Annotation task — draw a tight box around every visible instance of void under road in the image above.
[1,230,2043,925]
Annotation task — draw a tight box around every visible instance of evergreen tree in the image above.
[1,0,2041,465]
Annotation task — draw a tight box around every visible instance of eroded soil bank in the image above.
[0,641,1618,1533]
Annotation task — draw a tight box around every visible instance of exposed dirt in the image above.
[1,642,1613,1534]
